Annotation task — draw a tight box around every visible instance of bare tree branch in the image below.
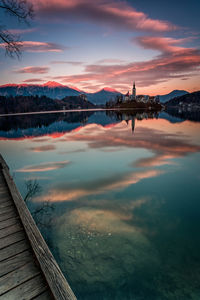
[0,0,33,57]
[24,179,41,203]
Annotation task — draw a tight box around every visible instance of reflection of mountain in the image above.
[165,108,200,122]
[164,91,200,122]
[0,111,123,139]
[0,110,161,139]
[0,109,199,140]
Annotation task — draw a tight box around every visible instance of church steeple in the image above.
[132,81,136,100]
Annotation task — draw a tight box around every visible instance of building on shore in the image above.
[80,93,87,101]
[122,82,159,104]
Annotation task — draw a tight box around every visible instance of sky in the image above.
[0,0,200,95]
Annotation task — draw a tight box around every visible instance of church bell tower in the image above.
[132,81,136,100]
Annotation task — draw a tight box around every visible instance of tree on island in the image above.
[0,0,33,57]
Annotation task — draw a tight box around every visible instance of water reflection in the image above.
[0,110,200,299]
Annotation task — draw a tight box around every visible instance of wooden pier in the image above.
[0,155,77,300]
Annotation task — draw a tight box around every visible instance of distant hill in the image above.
[166,91,200,106]
[158,90,189,103]
[0,82,121,105]
[86,88,121,105]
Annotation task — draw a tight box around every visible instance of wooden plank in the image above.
[32,290,54,299]
[1,155,77,300]
[0,249,33,277]
[0,210,17,222]
[0,261,40,295]
[0,201,12,209]
[0,217,19,230]
[0,230,25,250]
[0,205,15,216]
[0,222,23,239]
[0,239,30,262]
[0,195,11,203]
[0,274,47,300]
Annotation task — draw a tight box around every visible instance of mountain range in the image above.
[158,90,189,103]
[0,81,121,105]
[0,81,190,105]
[166,91,200,106]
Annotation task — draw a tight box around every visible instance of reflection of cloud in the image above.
[17,160,71,172]
[135,154,175,168]
[68,208,134,233]
[59,148,86,154]
[36,169,163,202]
[66,197,149,234]
[29,145,56,152]
[54,202,160,290]
[32,138,51,143]
[15,66,49,74]
[62,122,200,168]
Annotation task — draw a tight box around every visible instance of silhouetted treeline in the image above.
[0,95,95,114]
[166,91,200,106]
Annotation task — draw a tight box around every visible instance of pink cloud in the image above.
[96,59,126,64]
[0,41,66,53]
[15,66,49,74]
[8,28,37,35]
[51,60,83,65]
[135,36,194,54]
[53,37,200,91]
[32,0,176,32]
[23,78,46,83]
[0,41,66,52]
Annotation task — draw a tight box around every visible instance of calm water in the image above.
[1,110,200,300]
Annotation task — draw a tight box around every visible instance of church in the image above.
[124,82,136,102]
[124,82,159,104]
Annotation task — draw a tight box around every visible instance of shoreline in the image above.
[0,107,162,117]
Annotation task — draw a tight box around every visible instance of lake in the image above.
[0,110,200,300]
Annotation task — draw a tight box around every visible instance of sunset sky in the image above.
[0,0,200,95]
